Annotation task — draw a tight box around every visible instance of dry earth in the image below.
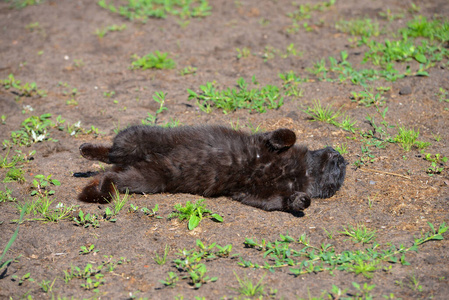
[0,0,448,299]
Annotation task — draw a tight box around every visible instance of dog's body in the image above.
[76,125,347,212]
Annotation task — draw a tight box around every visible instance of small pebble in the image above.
[369,180,376,185]
[399,86,412,95]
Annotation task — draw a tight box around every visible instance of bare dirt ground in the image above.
[0,0,448,299]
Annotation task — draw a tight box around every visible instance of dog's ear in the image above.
[265,128,296,151]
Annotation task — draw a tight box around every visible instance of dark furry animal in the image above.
[75,125,347,212]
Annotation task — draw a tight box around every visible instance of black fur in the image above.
[76,125,347,212]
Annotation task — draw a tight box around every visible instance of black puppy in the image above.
[76,125,347,212]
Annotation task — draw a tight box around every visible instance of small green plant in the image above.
[394,126,430,151]
[3,168,25,183]
[424,153,448,175]
[103,90,116,98]
[236,47,251,59]
[352,282,377,298]
[154,244,170,265]
[168,199,223,230]
[38,278,56,293]
[73,210,100,228]
[335,18,381,37]
[12,272,34,285]
[79,244,99,255]
[142,91,168,126]
[131,51,175,70]
[0,74,46,98]
[230,272,267,298]
[110,185,129,215]
[188,77,284,114]
[0,186,16,202]
[436,87,449,102]
[98,0,211,21]
[160,272,179,288]
[10,113,56,146]
[31,174,61,197]
[179,66,197,76]
[303,100,342,125]
[0,204,27,271]
[351,86,389,107]
[335,143,348,155]
[95,24,126,38]
[407,272,423,292]
[340,224,377,244]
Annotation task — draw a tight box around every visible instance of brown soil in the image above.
[0,0,448,299]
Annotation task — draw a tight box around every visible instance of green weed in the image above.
[95,24,126,38]
[179,66,197,76]
[351,86,389,107]
[239,222,447,278]
[334,143,348,155]
[38,278,56,293]
[154,244,170,265]
[79,244,99,255]
[131,51,175,70]
[168,199,223,230]
[0,204,27,271]
[436,87,449,102]
[303,100,341,125]
[0,186,16,202]
[424,153,448,175]
[394,126,423,151]
[73,210,100,228]
[170,239,233,288]
[98,0,211,21]
[3,168,25,183]
[142,91,168,126]
[230,272,267,298]
[0,74,46,98]
[340,224,377,244]
[336,18,381,37]
[110,185,129,215]
[188,77,283,114]
[160,272,179,288]
[9,113,55,146]
[30,174,60,197]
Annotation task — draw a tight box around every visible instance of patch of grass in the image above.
[3,168,25,183]
[0,74,46,98]
[98,0,211,21]
[73,210,100,228]
[351,86,390,107]
[436,87,449,103]
[394,126,429,151]
[9,113,56,146]
[336,18,381,37]
[303,100,342,124]
[286,0,335,34]
[131,51,175,70]
[0,204,27,271]
[79,244,99,255]
[168,199,223,230]
[154,244,170,265]
[168,239,233,288]
[179,66,197,76]
[334,143,348,155]
[7,0,43,9]
[340,224,377,244]
[423,153,448,175]
[95,24,126,38]
[15,198,75,223]
[238,222,447,278]
[0,186,16,202]
[188,77,284,114]
[109,185,129,215]
[230,272,268,298]
[30,174,60,197]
